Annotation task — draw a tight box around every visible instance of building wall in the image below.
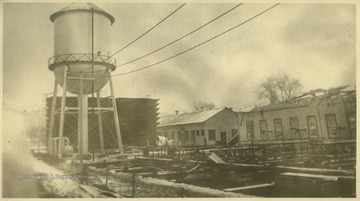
[157,123,205,146]
[204,109,239,145]
[316,97,353,138]
[158,108,239,146]
[238,97,355,143]
[342,93,356,137]
[239,106,316,142]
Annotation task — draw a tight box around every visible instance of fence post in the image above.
[132,173,136,197]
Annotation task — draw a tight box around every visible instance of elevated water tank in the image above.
[48,3,116,94]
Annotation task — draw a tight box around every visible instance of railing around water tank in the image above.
[48,53,117,70]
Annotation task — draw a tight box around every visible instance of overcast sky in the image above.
[3,2,356,121]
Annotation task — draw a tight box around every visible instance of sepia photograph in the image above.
[2,0,357,198]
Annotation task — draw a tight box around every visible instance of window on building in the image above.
[307,116,319,138]
[196,130,200,136]
[231,129,238,137]
[201,130,204,136]
[246,121,254,140]
[191,132,196,141]
[189,130,195,141]
[348,114,356,138]
[208,130,216,141]
[177,131,182,141]
[171,131,175,139]
[274,118,283,139]
[326,114,338,138]
[190,130,195,138]
[289,117,299,138]
[289,117,299,127]
[259,120,268,140]
[185,131,190,141]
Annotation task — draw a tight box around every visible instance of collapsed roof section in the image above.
[251,86,356,112]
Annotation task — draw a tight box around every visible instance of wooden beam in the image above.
[280,172,339,181]
[223,182,275,192]
[67,77,94,81]
[65,107,113,111]
[275,165,353,175]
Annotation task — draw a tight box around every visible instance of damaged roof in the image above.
[251,86,356,112]
[159,108,227,127]
[251,99,314,112]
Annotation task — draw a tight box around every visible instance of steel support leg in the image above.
[109,75,123,153]
[97,91,105,152]
[48,80,58,154]
[58,68,68,158]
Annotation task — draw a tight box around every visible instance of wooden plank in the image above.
[328,162,356,168]
[215,162,264,168]
[280,172,338,181]
[275,165,353,175]
[223,182,275,192]
[309,154,354,158]
[322,140,355,144]
[208,152,225,164]
[136,156,204,164]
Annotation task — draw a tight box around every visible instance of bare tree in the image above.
[256,73,302,104]
[193,101,216,112]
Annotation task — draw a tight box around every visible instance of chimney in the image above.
[200,107,204,112]
[175,110,179,115]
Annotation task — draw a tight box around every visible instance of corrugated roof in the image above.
[158,108,225,127]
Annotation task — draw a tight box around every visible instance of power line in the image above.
[68,3,187,76]
[116,3,244,67]
[106,3,280,77]
[67,3,186,77]
[110,3,187,58]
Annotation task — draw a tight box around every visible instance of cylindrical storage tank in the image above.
[49,3,116,94]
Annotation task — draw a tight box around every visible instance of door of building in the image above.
[307,115,319,138]
[220,132,227,145]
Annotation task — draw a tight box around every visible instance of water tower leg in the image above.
[96,91,105,153]
[78,75,89,156]
[109,76,123,154]
[48,80,58,154]
[78,94,89,154]
[58,68,68,159]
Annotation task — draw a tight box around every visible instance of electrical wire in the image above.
[58,4,280,101]
[116,3,244,67]
[67,3,187,76]
[110,3,187,57]
[103,3,280,77]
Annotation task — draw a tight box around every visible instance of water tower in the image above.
[47,3,123,158]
